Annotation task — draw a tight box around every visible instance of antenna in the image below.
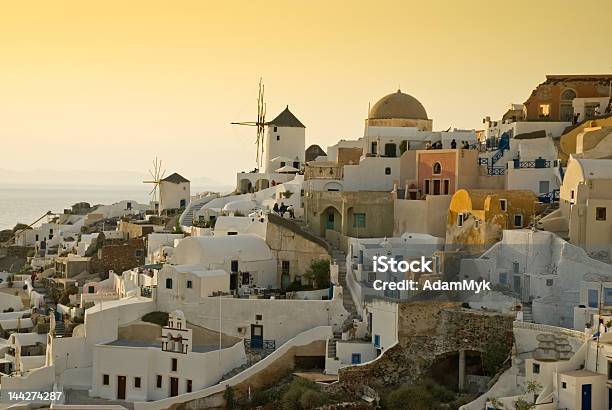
[231,78,267,170]
[142,157,166,215]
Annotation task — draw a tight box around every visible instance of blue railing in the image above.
[513,159,552,169]
[487,167,506,176]
[538,189,560,204]
[245,339,275,350]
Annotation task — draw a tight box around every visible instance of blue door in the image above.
[351,353,361,364]
[582,384,592,410]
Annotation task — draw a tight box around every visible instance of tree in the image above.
[303,259,330,289]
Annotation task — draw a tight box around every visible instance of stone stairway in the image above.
[55,321,66,336]
[327,246,360,361]
[330,246,358,324]
[522,304,534,323]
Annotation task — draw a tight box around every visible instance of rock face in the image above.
[335,301,514,393]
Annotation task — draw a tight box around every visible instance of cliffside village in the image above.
[1,74,612,409]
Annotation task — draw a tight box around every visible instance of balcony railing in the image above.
[244,338,275,350]
[538,189,560,204]
[512,159,552,169]
[487,166,505,176]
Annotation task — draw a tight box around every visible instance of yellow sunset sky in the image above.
[1,0,611,185]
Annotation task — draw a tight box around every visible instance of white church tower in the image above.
[263,106,306,173]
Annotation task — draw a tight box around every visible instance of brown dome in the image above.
[369,89,428,120]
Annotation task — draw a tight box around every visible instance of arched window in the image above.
[561,89,576,100]
[432,162,442,175]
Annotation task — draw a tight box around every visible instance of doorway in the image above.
[117,376,126,400]
[170,377,179,397]
[251,324,263,348]
[582,383,591,410]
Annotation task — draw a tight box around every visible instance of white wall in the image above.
[157,287,348,346]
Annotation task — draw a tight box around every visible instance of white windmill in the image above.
[143,157,166,215]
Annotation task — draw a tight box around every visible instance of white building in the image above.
[460,229,612,328]
[159,173,191,212]
[90,310,246,401]
[168,234,277,289]
[263,106,306,174]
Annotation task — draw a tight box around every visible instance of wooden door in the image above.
[170,377,179,397]
[117,376,126,400]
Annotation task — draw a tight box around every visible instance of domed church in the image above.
[366,89,433,131]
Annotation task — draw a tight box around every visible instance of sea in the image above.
[0,184,150,230]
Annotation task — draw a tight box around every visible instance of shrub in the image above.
[303,260,330,290]
[384,385,434,410]
[280,378,327,410]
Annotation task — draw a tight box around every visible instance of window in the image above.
[605,287,612,306]
[539,181,550,194]
[561,89,576,100]
[433,179,441,195]
[458,213,464,227]
[562,381,567,389]
[443,179,449,195]
[273,126,277,132]
[165,278,173,289]
[103,374,110,385]
[374,334,381,348]
[156,375,162,388]
[570,190,575,200]
[384,167,391,175]
[276,135,280,141]
[256,314,262,320]
[135,249,144,257]
[88,285,95,293]
[280,161,285,167]
[281,261,290,276]
[514,214,523,228]
[241,271,250,285]
[596,207,607,221]
[171,358,178,372]
[134,377,141,388]
[499,199,507,211]
[424,180,430,195]
[538,104,550,117]
[371,141,378,155]
[588,289,599,308]
[608,361,612,380]
[353,213,366,228]
[546,279,553,286]
[186,280,193,289]
[432,162,441,175]
[231,260,239,273]
[227,231,238,235]
[499,272,507,285]
[351,353,362,364]
[384,143,397,157]
[533,363,540,374]
[186,379,192,393]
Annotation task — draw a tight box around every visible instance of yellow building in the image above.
[446,189,538,251]
[559,114,612,160]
